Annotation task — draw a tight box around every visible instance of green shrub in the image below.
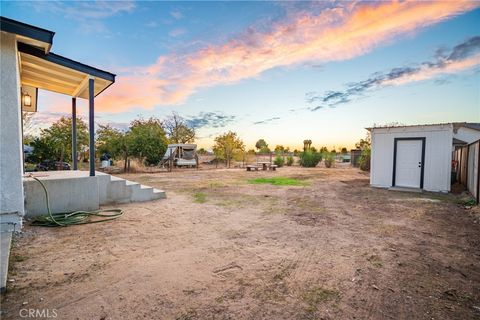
[324,152,335,168]
[299,150,322,167]
[286,155,294,166]
[359,148,371,171]
[273,155,285,167]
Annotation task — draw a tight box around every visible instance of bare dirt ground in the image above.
[2,165,480,320]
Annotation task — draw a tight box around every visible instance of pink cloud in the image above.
[95,1,479,113]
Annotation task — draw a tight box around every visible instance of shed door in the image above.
[395,140,423,188]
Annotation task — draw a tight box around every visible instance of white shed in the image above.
[369,123,480,193]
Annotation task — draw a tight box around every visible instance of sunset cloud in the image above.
[186,112,236,129]
[31,1,136,34]
[253,117,281,125]
[307,36,480,110]
[32,1,136,19]
[96,1,479,112]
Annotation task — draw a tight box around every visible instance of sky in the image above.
[2,1,480,150]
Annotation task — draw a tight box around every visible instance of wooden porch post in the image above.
[88,78,95,176]
[71,97,77,170]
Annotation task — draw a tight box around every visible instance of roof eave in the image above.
[0,16,54,53]
[18,42,116,84]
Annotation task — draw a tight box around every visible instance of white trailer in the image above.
[160,144,198,169]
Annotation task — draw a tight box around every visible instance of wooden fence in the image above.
[350,149,362,167]
[453,139,480,204]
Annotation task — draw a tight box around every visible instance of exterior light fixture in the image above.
[23,92,32,107]
[21,86,38,112]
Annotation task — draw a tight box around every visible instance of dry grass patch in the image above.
[366,254,383,268]
[193,192,207,203]
[302,287,341,314]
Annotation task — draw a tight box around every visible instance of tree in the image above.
[31,116,88,164]
[355,134,371,150]
[255,139,268,151]
[22,112,37,139]
[355,133,371,171]
[128,117,168,165]
[213,131,245,168]
[303,139,312,151]
[320,146,328,153]
[95,124,130,169]
[163,112,195,144]
[29,137,56,163]
[274,145,285,153]
[197,148,208,155]
[340,147,348,154]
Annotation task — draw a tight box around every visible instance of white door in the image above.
[395,140,423,188]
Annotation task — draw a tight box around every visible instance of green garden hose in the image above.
[30,176,123,227]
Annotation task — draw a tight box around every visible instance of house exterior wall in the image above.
[0,32,24,229]
[370,124,453,192]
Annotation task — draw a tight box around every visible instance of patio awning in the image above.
[1,16,115,99]
[2,15,116,177]
[18,43,115,99]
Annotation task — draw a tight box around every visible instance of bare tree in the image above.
[163,112,195,144]
[22,112,36,136]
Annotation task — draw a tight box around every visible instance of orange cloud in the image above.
[96,1,479,113]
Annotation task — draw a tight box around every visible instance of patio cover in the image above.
[18,43,115,98]
[1,16,115,98]
[1,16,116,176]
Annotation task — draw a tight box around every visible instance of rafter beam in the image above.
[72,75,94,97]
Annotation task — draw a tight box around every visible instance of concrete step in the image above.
[125,180,140,187]
[104,175,166,204]
[107,177,130,203]
[131,185,154,202]
[152,189,167,200]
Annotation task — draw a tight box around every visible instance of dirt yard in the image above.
[2,165,480,319]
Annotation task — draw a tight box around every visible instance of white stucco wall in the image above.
[370,124,453,192]
[0,32,25,227]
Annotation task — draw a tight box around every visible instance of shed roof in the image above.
[366,122,480,131]
[167,144,197,148]
[455,123,480,131]
[453,138,468,145]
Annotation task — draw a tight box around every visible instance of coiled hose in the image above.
[30,176,123,227]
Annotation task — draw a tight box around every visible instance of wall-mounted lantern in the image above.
[22,92,32,107]
[21,86,38,112]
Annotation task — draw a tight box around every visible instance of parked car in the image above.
[35,160,71,171]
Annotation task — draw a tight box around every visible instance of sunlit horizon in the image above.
[3,1,479,150]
